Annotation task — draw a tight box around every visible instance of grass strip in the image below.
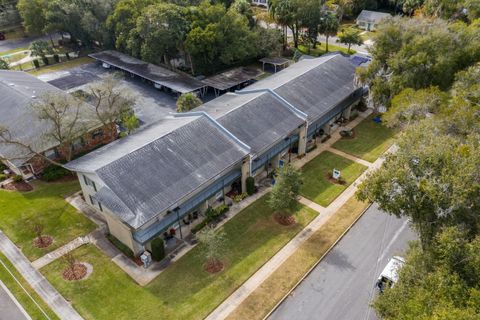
[226,197,370,320]
[0,253,58,320]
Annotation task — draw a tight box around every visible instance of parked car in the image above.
[376,256,405,293]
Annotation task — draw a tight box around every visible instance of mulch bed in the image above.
[274,213,296,226]
[33,235,53,248]
[325,173,346,185]
[62,263,88,281]
[340,129,356,139]
[2,181,33,192]
[204,259,224,274]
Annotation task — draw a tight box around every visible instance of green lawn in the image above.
[300,151,367,207]
[0,180,96,261]
[0,253,58,320]
[332,114,395,163]
[297,43,356,56]
[28,57,94,76]
[0,46,29,56]
[41,195,318,320]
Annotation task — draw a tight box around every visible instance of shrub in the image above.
[150,238,165,261]
[192,219,208,234]
[12,175,23,182]
[233,192,248,203]
[41,57,49,65]
[215,204,229,215]
[106,233,134,258]
[0,174,6,181]
[53,54,60,63]
[33,59,40,68]
[42,165,70,181]
[246,176,255,195]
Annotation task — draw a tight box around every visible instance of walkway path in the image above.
[32,235,91,270]
[327,147,373,167]
[206,110,391,320]
[0,231,83,320]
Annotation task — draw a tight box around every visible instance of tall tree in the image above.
[176,92,203,112]
[16,0,47,35]
[337,27,363,53]
[133,2,189,66]
[0,57,9,70]
[318,11,339,52]
[197,225,226,272]
[269,0,303,48]
[268,164,302,221]
[85,73,135,142]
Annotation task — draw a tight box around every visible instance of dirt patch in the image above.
[62,262,88,281]
[204,259,224,274]
[325,173,346,185]
[2,181,33,192]
[274,213,296,226]
[33,235,53,248]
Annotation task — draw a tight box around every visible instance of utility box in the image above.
[140,251,152,269]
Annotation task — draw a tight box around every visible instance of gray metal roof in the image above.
[0,70,97,166]
[246,54,359,123]
[89,50,205,94]
[356,10,391,23]
[67,115,248,228]
[202,67,262,91]
[198,91,305,155]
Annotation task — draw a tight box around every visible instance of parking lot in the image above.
[37,62,189,126]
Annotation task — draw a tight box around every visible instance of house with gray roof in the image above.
[0,70,111,178]
[356,10,391,31]
[65,53,364,257]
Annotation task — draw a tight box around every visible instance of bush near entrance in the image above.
[246,176,255,195]
[151,238,165,262]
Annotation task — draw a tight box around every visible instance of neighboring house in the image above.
[252,0,268,8]
[0,70,114,179]
[66,53,365,256]
[356,10,391,31]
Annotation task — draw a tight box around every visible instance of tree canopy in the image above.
[268,165,302,215]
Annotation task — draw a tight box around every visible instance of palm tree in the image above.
[319,12,339,52]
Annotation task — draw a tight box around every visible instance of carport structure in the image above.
[89,50,207,97]
[202,67,263,97]
[259,57,290,73]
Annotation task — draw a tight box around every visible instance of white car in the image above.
[376,256,405,293]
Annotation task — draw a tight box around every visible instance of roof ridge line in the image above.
[173,111,252,153]
[238,88,308,120]
[267,54,339,90]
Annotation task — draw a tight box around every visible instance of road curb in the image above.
[262,202,373,320]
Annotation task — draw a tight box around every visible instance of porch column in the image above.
[241,156,251,194]
[343,105,352,121]
[271,153,281,169]
[298,125,307,156]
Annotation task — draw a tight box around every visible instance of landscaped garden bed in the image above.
[332,114,395,162]
[300,151,367,207]
[41,195,318,320]
[0,180,96,261]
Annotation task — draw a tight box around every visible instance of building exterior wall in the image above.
[20,123,116,177]
[104,208,144,256]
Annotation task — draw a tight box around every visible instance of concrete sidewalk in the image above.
[32,235,91,270]
[0,231,83,320]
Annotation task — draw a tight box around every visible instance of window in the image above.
[83,175,97,191]
[89,195,103,211]
[72,137,84,151]
[44,149,58,160]
[91,129,104,140]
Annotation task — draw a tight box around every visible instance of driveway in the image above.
[0,280,31,320]
[268,204,416,320]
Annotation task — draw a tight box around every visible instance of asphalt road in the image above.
[0,280,30,320]
[0,33,62,53]
[269,204,416,320]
